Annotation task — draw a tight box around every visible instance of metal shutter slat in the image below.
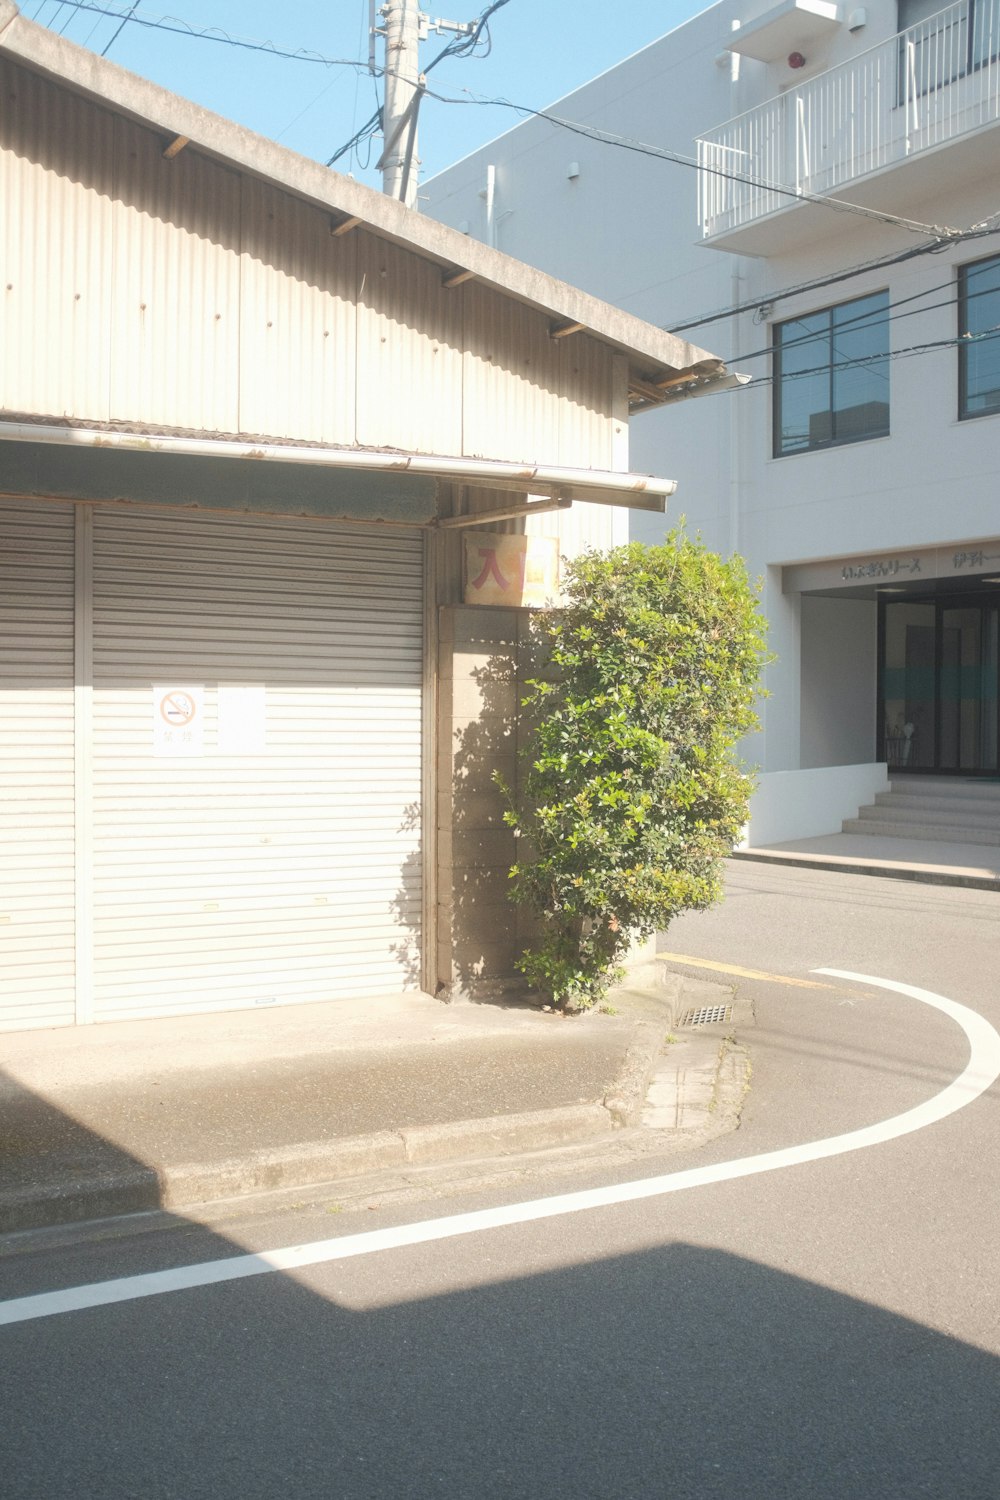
[90,506,423,1021]
[0,499,77,1031]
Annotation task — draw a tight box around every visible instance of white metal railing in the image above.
[697,0,1000,238]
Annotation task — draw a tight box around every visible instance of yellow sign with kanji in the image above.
[463,533,560,608]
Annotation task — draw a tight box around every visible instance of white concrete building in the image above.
[425,0,1000,841]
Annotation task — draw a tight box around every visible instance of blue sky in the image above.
[23,2,704,192]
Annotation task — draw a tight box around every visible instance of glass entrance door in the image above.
[880,595,1000,773]
[882,602,936,769]
[940,604,999,771]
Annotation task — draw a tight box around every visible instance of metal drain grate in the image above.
[678,1003,733,1028]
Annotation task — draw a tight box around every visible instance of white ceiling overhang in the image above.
[727,0,842,61]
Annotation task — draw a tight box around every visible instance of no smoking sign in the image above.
[159,690,198,727]
[153,684,205,756]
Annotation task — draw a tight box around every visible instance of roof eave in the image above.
[0,1,725,390]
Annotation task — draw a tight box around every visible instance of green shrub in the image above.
[500,532,769,1011]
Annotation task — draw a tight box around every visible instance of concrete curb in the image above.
[0,1168,166,1237]
[730,847,1000,892]
[0,1103,624,1236]
[602,1022,668,1127]
[0,974,707,1237]
[162,1103,615,1214]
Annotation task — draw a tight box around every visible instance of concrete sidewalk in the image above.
[0,965,740,1237]
[5,835,988,1242]
[732,831,1000,892]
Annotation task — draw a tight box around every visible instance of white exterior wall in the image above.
[425,0,1000,830]
[743,763,891,845]
[801,596,878,768]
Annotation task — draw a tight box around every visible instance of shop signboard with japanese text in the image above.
[463,533,560,608]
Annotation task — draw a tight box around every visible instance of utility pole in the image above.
[373,1,476,210]
[378,0,421,208]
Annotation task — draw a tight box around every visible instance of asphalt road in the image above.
[2,864,999,1499]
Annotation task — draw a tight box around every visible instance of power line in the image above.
[39,1,370,69]
[668,241,952,336]
[100,0,137,56]
[41,2,962,245]
[25,3,1000,398]
[324,1,512,176]
[79,10,106,44]
[360,69,970,241]
[666,227,1000,337]
[410,83,1000,330]
[49,0,508,81]
[327,107,383,168]
[274,73,343,147]
[708,323,1000,395]
[424,0,511,73]
[419,84,964,242]
[725,264,1000,369]
[333,0,372,167]
[35,0,995,258]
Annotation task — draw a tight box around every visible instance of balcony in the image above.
[697,0,1000,253]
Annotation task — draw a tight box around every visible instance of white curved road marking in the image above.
[2,969,999,1327]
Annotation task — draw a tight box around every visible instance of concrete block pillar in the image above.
[436,604,524,998]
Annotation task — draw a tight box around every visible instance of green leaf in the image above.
[504,530,770,1010]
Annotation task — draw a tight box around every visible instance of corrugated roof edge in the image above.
[0,0,725,391]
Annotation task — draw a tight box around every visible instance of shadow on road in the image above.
[3,1194,998,1498]
[0,1067,171,1233]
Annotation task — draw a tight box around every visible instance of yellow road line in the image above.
[659,951,836,990]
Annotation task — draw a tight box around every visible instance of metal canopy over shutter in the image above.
[88,504,424,1022]
[0,498,77,1031]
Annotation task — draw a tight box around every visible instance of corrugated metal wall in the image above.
[355,231,464,454]
[0,57,621,469]
[0,58,115,421]
[0,498,76,1030]
[111,116,242,433]
[462,286,614,467]
[239,179,358,444]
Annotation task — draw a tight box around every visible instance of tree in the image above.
[501,532,769,1011]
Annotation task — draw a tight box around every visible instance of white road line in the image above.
[2,969,998,1328]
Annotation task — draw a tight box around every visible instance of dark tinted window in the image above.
[959,254,1000,419]
[774,292,890,456]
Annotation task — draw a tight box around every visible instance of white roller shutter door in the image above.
[0,498,77,1031]
[90,505,424,1021]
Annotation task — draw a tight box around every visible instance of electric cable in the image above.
[324,0,511,175]
[703,323,1000,396]
[418,81,963,241]
[665,228,1000,335]
[39,1,373,69]
[43,1,952,241]
[100,0,137,55]
[327,108,383,167]
[723,264,1000,369]
[34,3,992,251]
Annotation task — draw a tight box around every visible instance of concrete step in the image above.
[889,777,1000,802]
[842,816,1000,846]
[861,802,1000,831]
[875,791,1000,817]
